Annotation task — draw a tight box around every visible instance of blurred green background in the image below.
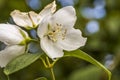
[0,0,120,80]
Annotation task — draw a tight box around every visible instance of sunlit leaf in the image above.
[64,50,111,80]
[4,53,42,75]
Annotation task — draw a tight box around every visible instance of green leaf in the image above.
[35,77,47,80]
[4,53,42,75]
[64,50,111,80]
[0,68,7,80]
[69,65,102,80]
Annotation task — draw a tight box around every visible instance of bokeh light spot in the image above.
[86,20,99,34]
[26,0,41,10]
[58,0,74,6]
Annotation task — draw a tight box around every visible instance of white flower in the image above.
[10,10,41,29]
[0,24,29,67]
[10,1,56,30]
[37,6,87,59]
[39,1,56,20]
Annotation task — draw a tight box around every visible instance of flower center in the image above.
[46,23,67,42]
[0,41,7,51]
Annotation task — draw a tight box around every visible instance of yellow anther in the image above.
[46,23,67,42]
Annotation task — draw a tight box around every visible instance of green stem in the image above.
[46,57,56,80]
[46,57,51,67]
[40,56,57,80]
[51,58,59,66]
[7,75,10,80]
[29,39,39,43]
[40,57,48,68]
[40,57,55,80]
[50,68,55,80]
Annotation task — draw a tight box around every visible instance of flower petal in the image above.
[0,45,25,67]
[0,24,28,45]
[39,1,56,19]
[37,15,51,38]
[10,10,32,27]
[37,1,56,37]
[41,37,63,59]
[51,6,76,29]
[57,28,87,51]
[28,11,41,27]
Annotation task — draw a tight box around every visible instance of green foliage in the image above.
[64,50,111,80]
[69,66,102,80]
[4,53,42,75]
[35,77,47,80]
[0,68,7,80]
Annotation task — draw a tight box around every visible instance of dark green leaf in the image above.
[4,53,42,75]
[64,50,111,80]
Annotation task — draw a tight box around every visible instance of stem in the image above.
[50,68,55,80]
[7,75,10,80]
[40,57,48,68]
[46,57,51,67]
[51,58,59,66]
[29,39,39,43]
[46,57,56,80]
[40,56,57,80]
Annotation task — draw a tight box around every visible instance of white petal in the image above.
[10,10,32,27]
[28,11,41,26]
[39,1,56,19]
[0,45,25,67]
[41,37,63,59]
[37,15,52,38]
[57,28,87,51]
[0,24,26,45]
[51,6,76,29]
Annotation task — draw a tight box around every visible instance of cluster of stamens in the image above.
[46,23,67,42]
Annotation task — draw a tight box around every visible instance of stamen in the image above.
[46,23,67,42]
[62,29,67,40]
